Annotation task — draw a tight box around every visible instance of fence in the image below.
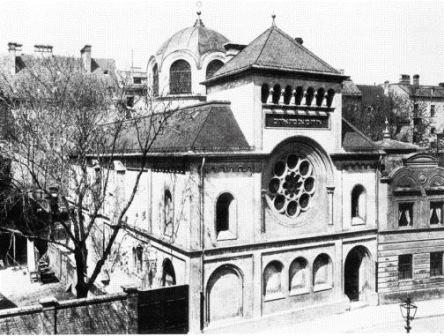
[0,286,137,334]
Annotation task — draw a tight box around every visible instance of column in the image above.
[300,91,307,106]
[278,88,285,105]
[327,187,335,225]
[39,297,58,334]
[122,285,139,334]
[266,86,274,104]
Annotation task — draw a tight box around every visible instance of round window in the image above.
[268,154,315,217]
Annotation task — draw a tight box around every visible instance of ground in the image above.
[262,298,444,334]
[0,267,74,309]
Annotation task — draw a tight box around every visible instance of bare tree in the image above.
[0,54,173,297]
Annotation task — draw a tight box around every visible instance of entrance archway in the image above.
[344,245,372,302]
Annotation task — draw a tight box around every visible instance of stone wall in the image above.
[0,287,138,334]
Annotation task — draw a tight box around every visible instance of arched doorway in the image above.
[161,258,176,287]
[344,245,372,302]
[207,265,243,323]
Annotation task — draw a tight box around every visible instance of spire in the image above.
[383,118,391,139]
[194,10,205,27]
[271,13,276,26]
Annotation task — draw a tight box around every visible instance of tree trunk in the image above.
[74,244,89,298]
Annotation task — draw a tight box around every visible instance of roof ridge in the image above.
[254,27,273,65]
[211,27,272,78]
[190,105,213,150]
[272,26,339,74]
[342,117,379,150]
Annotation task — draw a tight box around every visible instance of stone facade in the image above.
[378,153,444,303]
[44,15,444,334]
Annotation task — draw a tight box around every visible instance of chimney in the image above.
[7,42,22,75]
[295,37,304,45]
[80,45,92,73]
[413,74,420,86]
[34,44,53,57]
[399,74,410,85]
[223,43,246,60]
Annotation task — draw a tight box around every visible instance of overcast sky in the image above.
[1,0,443,85]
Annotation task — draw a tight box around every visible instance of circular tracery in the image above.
[268,154,315,217]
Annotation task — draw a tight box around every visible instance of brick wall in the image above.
[0,286,138,334]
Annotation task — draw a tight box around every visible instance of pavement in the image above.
[0,266,73,309]
[263,298,444,334]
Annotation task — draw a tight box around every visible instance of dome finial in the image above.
[271,13,276,26]
[194,1,204,27]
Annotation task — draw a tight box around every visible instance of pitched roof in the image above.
[342,118,380,152]
[115,101,250,153]
[342,79,362,96]
[206,25,342,82]
[357,85,384,104]
[374,137,419,152]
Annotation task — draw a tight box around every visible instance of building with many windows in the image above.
[43,13,444,333]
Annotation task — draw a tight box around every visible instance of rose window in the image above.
[268,154,315,217]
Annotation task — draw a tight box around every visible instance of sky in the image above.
[0,0,443,85]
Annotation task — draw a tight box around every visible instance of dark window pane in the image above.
[430,252,443,277]
[398,254,412,280]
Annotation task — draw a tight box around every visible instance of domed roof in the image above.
[156,14,229,65]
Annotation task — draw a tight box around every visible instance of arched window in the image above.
[316,88,325,107]
[152,64,159,97]
[207,265,243,323]
[162,258,176,286]
[261,83,270,103]
[272,84,281,104]
[326,89,335,107]
[206,59,224,79]
[263,261,283,298]
[135,245,143,272]
[313,254,332,290]
[289,257,308,293]
[294,86,304,105]
[169,59,191,94]
[305,87,314,106]
[283,85,293,105]
[216,193,235,236]
[164,189,173,236]
[351,185,366,225]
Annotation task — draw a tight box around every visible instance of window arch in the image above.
[326,89,335,107]
[283,85,293,105]
[294,86,304,105]
[316,88,325,107]
[351,185,367,225]
[216,193,236,236]
[261,83,270,103]
[161,258,176,286]
[152,63,159,97]
[134,245,143,272]
[289,257,308,293]
[313,254,332,289]
[305,87,314,106]
[207,265,243,323]
[263,261,283,298]
[206,59,224,79]
[272,84,281,104]
[169,59,191,94]
[164,189,173,236]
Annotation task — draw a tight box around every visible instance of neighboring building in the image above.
[383,74,444,148]
[0,42,117,272]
